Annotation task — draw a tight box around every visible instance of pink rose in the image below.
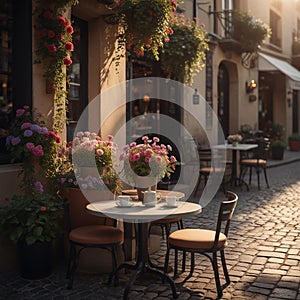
[65,42,74,51]
[65,25,74,34]
[63,57,72,66]
[96,149,104,156]
[170,155,177,163]
[26,142,35,150]
[21,123,31,130]
[47,44,57,53]
[16,109,25,117]
[11,137,21,146]
[57,16,66,25]
[155,156,163,163]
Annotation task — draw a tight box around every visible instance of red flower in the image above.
[40,206,47,212]
[47,44,57,53]
[38,29,47,38]
[64,20,71,27]
[57,33,63,41]
[65,42,74,51]
[48,30,55,38]
[57,16,66,25]
[63,57,72,66]
[43,10,53,19]
[65,25,74,34]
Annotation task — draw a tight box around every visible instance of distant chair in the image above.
[239,137,270,190]
[164,191,238,298]
[194,147,231,196]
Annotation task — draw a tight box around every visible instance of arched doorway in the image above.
[218,62,230,137]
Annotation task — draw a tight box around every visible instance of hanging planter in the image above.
[115,0,178,67]
[159,14,209,85]
[231,10,271,53]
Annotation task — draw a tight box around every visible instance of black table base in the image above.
[112,222,178,300]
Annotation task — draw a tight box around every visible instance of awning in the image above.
[258,53,300,89]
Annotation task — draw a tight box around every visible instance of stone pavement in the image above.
[0,151,300,300]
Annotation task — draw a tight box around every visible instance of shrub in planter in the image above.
[270,140,286,160]
[288,134,300,151]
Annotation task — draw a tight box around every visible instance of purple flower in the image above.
[34,181,44,193]
[39,127,48,134]
[11,137,21,146]
[24,130,33,137]
[30,124,41,132]
[6,135,12,145]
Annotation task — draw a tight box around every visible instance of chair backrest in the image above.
[61,188,115,231]
[213,191,238,250]
[197,147,212,166]
[255,137,270,160]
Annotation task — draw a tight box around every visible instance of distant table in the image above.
[86,200,201,299]
[213,144,258,189]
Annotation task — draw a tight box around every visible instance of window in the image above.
[0,0,32,164]
[67,16,88,141]
[270,10,281,48]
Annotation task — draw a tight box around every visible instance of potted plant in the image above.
[270,140,287,160]
[227,134,243,146]
[231,10,271,53]
[0,106,63,279]
[160,14,209,84]
[115,0,178,66]
[288,134,300,151]
[119,135,177,201]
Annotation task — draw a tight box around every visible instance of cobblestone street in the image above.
[1,159,300,300]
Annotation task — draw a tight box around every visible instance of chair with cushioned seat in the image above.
[164,191,238,298]
[60,190,123,289]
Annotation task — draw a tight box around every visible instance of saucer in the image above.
[164,203,179,208]
[116,201,133,208]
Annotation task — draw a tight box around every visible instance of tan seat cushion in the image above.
[69,225,123,245]
[240,158,266,166]
[168,228,227,250]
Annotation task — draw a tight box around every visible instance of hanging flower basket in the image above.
[160,14,209,84]
[116,0,178,63]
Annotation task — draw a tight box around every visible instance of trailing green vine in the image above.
[34,0,78,134]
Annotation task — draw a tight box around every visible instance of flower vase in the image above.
[135,176,157,202]
[232,141,238,147]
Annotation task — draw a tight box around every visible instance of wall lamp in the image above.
[245,80,257,93]
[287,90,293,107]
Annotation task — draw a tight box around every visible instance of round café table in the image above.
[86,200,202,300]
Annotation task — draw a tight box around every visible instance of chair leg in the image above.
[182,251,186,272]
[220,250,230,285]
[193,174,202,196]
[256,167,261,190]
[174,249,178,276]
[263,168,270,188]
[249,167,252,185]
[107,246,118,285]
[164,247,171,274]
[212,252,222,298]
[68,245,80,289]
[189,252,195,277]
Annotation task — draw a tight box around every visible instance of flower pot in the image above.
[271,146,285,160]
[289,140,300,151]
[18,241,53,279]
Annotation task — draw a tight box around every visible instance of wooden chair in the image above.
[194,147,231,196]
[239,137,270,189]
[60,189,123,289]
[164,191,238,298]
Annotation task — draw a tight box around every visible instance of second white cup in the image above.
[165,195,178,207]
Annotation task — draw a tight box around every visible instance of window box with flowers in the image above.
[160,14,209,84]
[0,106,63,279]
[119,135,177,201]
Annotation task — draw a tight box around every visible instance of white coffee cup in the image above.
[117,195,131,206]
[165,195,178,207]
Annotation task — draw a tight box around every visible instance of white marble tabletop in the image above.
[86,200,202,223]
